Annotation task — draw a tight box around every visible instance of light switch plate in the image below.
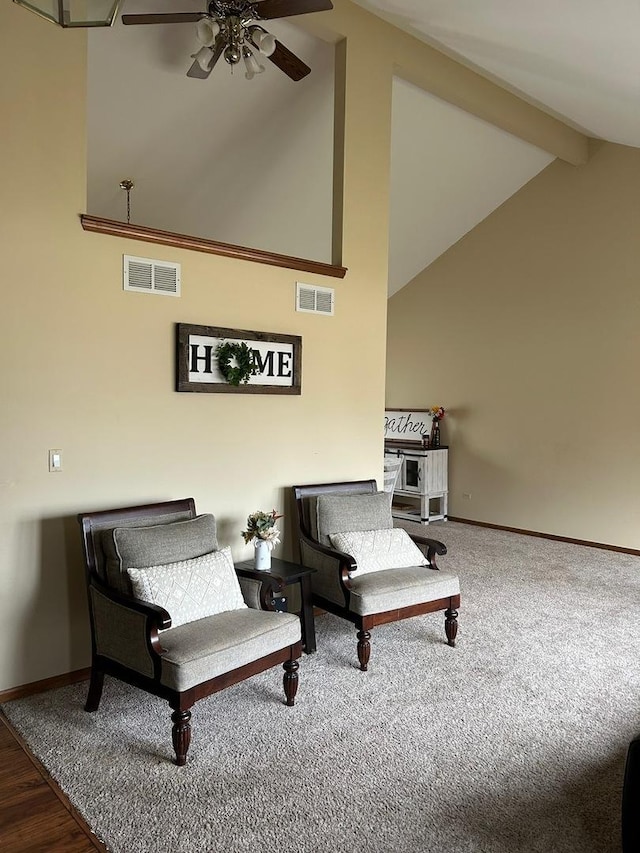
[48,449,63,472]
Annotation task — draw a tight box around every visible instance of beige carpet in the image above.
[3,521,640,853]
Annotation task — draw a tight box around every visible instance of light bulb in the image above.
[251,28,276,57]
[195,16,220,47]
[243,47,265,80]
[191,46,214,72]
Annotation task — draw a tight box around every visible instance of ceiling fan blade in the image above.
[121,12,202,25]
[187,37,224,79]
[267,39,311,81]
[253,0,333,20]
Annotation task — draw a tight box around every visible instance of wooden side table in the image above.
[234,557,317,654]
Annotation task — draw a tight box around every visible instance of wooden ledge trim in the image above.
[448,516,640,556]
[80,215,348,279]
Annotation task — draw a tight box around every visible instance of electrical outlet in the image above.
[48,449,63,472]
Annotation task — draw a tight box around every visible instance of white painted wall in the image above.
[388,77,554,296]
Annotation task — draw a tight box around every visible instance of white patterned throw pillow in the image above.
[329,528,427,577]
[126,547,246,629]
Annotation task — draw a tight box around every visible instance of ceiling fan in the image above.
[122,0,334,81]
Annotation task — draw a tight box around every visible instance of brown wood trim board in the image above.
[80,215,348,279]
[448,516,640,556]
[0,667,90,704]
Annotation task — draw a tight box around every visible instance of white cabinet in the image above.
[384,445,448,524]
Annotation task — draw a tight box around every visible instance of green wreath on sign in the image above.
[216,341,257,386]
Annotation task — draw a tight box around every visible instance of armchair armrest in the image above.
[408,535,447,570]
[88,576,170,679]
[90,575,172,629]
[234,566,286,611]
[298,530,357,589]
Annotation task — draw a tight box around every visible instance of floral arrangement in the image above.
[430,406,446,422]
[242,509,283,548]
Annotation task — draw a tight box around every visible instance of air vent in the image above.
[296,282,334,316]
[123,255,181,297]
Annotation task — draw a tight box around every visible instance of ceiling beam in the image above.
[299,0,589,166]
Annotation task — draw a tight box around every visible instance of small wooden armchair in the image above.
[292,480,460,670]
[78,498,302,765]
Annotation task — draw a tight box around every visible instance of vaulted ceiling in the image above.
[90,1,639,296]
[354,0,640,295]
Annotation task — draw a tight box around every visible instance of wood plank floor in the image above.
[0,713,106,852]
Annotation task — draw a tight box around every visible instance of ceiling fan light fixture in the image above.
[191,45,215,72]
[195,16,220,47]
[122,0,333,82]
[250,27,276,58]
[224,43,242,65]
[243,46,264,80]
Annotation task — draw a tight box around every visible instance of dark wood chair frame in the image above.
[292,480,460,670]
[78,498,302,765]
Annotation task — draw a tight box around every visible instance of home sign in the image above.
[176,323,302,395]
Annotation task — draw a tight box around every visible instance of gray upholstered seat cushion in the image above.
[316,491,393,546]
[159,608,301,692]
[103,514,218,595]
[348,566,459,616]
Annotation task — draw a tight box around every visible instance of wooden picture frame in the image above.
[176,323,302,395]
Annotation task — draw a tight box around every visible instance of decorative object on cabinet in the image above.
[384,408,432,443]
[430,420,441,448]
[385,409,449,526]
[176,323,301,395]
[429,406,445,448]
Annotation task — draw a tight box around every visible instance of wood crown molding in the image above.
[80,215,348,279]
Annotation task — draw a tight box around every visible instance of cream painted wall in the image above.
[0,0,591,691]
[386,142,640,549]
[0,2,393,692]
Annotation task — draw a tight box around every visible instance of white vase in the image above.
[254,539,271,571]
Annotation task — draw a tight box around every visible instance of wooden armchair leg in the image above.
[84,666,104,712]
[283,658,299,706]
[445,607,458,647]
[357,630,371,671]
[171,708,192,766]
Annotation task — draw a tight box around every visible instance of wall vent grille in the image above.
[296,282,334,315]
[123,255,181,296]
